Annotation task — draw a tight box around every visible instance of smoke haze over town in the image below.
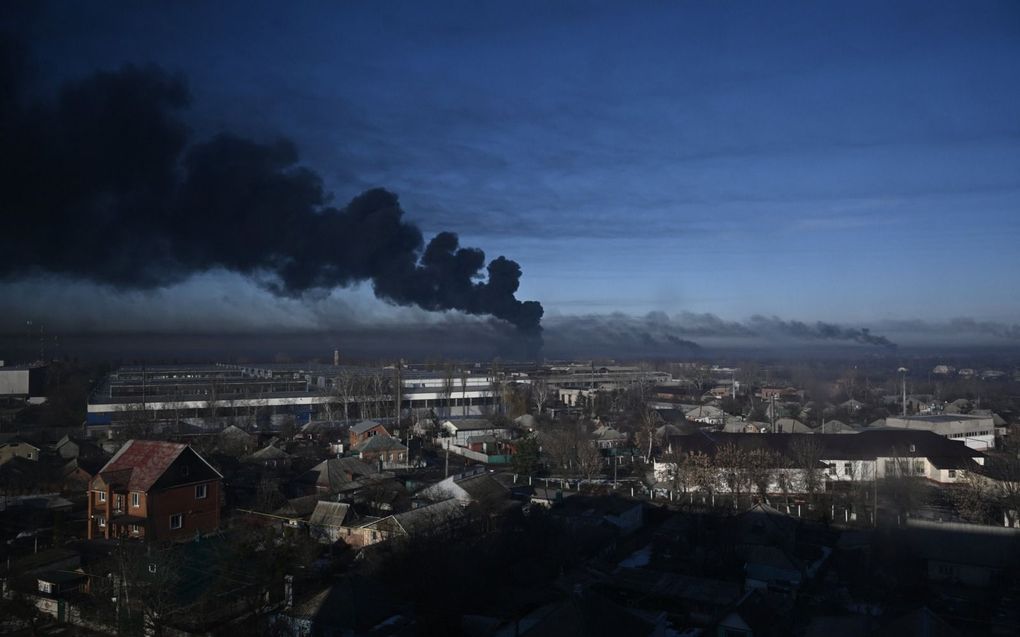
[2,1,1019,360]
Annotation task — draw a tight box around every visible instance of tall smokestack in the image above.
[333,349,339,367]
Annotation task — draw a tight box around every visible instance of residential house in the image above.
[0,439,41,465]
[62,456,105,491]
[442,418,512,446]
[820,420,859,434]
[348,420,389,447]
[308,501,356,544]
[243,444,293,468]
[418,469,510,507]
[353,435,409,469]
[550,495,644,536]
[685,404,726,426]
[87,439,223,541]
[272,494,323,527]
[593,424,628,449]
[774,418,812,434]
[340,498,465,548]
[300,457,382,495]
[54,434,105,461]
[217,425,256,455]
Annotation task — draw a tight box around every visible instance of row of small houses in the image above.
[652,429,1004,494]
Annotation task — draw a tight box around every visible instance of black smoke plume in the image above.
[0,49,543,334]
[541,312,896,354]
[747,315,896,348]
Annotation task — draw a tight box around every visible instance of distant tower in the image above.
[333,349,340,367]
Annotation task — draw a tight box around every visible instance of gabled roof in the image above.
[219,425,252,439]
[354,435,407,453]
[443,418,505,431]
[303,457,381,491]
[273,494,321,518]
[250,445,290,460]
[350,420,385,435]
[309,501,352,528]
[92,439,221,492]
[389,499,464,536]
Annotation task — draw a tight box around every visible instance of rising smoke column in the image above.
[0,51,543,334]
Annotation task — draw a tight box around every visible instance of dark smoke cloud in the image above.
[0,44,543,334]
[543,312,896,353]
[747,315,897,348]
[878,318,1020,341]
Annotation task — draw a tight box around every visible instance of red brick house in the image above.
[348,420,390,447]
[87,440,222,542]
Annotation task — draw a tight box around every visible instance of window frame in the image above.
[97,491,106,503]
[131,492,140,508]
[195,483,208,500]
[169,513,183,530]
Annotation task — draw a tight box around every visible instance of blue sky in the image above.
[5,1,1020,342]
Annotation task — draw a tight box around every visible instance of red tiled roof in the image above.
[92,440,188,492]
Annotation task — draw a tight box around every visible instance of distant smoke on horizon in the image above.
[0,38,543,336]
[542,312,897,351]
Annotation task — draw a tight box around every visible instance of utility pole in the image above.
[898,367,909,417]
[394,361,402,439]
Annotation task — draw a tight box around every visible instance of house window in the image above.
[96,514,106,528]
[170,513,183,530]
[827,463,836,476]
[38,581,53,594]
[843,463,852,476]
[948,469,957,478]
[913,460,925,475]
[130,524,141,535]
[98,491,106,502]
[195,484,208,500]
[131,493,140,508]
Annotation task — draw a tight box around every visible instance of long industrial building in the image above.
[85,363,500,435]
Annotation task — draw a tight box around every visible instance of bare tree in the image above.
[575,435,605,484]
[637,408,661,462]
[333,370,357,424]
[746,448,779,502]
[790,437,825,503]
[687,451,717,497]
[531,378,552,415]
[880,448,926,518]
[950,471,995,524]
[660,450,694,495]
[715,443,751,507]
[542,426,578,472]
[440,365,455,419]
